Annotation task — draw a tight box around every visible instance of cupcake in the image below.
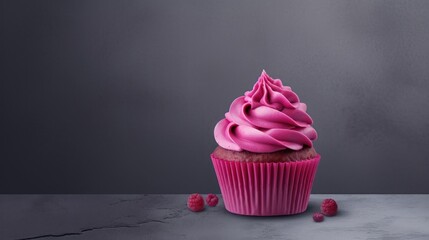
[211,70,320,216]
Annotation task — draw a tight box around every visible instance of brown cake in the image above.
[212,146,317,162]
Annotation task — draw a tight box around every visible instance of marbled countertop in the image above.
[1,195,428,240]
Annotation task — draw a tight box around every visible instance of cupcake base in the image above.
[211,154,320,216]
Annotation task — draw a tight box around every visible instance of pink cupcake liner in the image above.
[211,154,320,216]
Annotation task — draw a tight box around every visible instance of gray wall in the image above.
[2,0,429,193]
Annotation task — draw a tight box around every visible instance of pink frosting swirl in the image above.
[214,70,317,153]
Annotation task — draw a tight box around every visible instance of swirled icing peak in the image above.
[214,70,317,153]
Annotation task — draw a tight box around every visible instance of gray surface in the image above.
[1,194,429,240]
[2,1,429,193]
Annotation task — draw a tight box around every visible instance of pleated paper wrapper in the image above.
[211,154,320,216]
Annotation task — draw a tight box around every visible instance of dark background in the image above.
[1,0,429,193]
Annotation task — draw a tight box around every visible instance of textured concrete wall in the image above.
[2,0,429,193]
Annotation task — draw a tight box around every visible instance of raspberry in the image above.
[206,194,219,207]
[313,212,324,222]
[321,198,338,216]
[187,193,205,212]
